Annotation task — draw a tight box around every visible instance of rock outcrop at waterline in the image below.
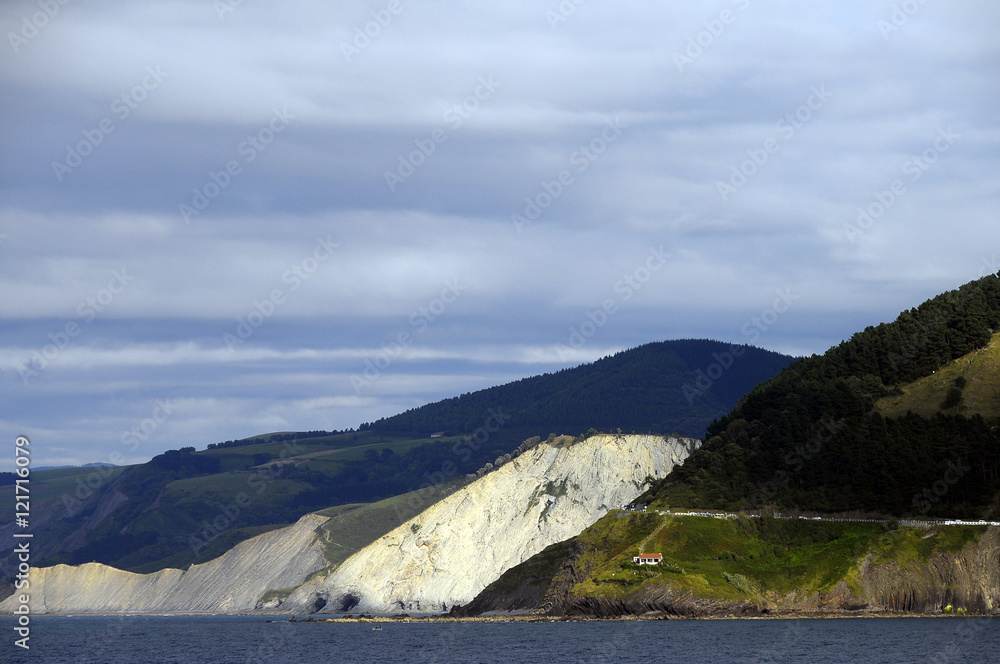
[847,525,1000,614]
[283,434,700,615]
[0,514,328,614]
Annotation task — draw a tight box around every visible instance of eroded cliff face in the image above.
[285,434,700,614]
[848,525,1000,614]
[0,513,329,615]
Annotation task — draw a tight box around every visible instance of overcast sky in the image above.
[1,0,997,470]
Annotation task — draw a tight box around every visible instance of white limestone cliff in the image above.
[0,513,328,614]
[1,434,700,615]
[287,434,700,614]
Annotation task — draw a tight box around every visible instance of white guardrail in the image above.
[618,507,1000,528]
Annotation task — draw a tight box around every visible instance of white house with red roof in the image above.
[632,553,662,565]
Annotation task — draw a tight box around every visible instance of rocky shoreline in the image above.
[288,609,1000,624]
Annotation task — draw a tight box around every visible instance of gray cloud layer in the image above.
[1,0,997,469]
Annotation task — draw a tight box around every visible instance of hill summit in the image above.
[362,339,795,439]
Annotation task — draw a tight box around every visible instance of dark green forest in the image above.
[361,339,794,439]
[649,274,1000,518]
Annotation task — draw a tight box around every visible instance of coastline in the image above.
[9,608,998,621]
[295,610,1000,623]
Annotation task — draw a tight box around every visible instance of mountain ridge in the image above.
[0,339,792,580]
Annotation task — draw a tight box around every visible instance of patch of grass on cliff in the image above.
[313,480,463,567]
[571,514,885,602]
[483,538,577,594]
[868,526,986,566]
[542,478,569,498]
[259,586,298,605]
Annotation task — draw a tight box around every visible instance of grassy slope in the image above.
[312,479,463,567]
[0,431,440,513]
[552,512,988,607]
[876,331,1000,419]
[0,465,127,505]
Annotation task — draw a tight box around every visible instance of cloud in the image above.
[0,0,997,469]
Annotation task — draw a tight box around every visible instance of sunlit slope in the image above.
[876,331,1000,419]
[459,512,1000,617]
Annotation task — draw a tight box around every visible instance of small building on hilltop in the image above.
[633,553,662,565]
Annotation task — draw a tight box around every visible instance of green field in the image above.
[876,331,1000,419]
[3,465,126,506]
[567,512,987,604]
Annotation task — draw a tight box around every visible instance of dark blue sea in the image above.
[1,615,998,663]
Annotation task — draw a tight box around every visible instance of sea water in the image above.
[1,615,998,663]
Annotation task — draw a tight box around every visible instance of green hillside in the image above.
[647,274,1000,518]
[876,331,1000,419]
[467,511,992,616]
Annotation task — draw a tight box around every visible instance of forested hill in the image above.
[361,339,795,439]
[648,274,1000,519]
